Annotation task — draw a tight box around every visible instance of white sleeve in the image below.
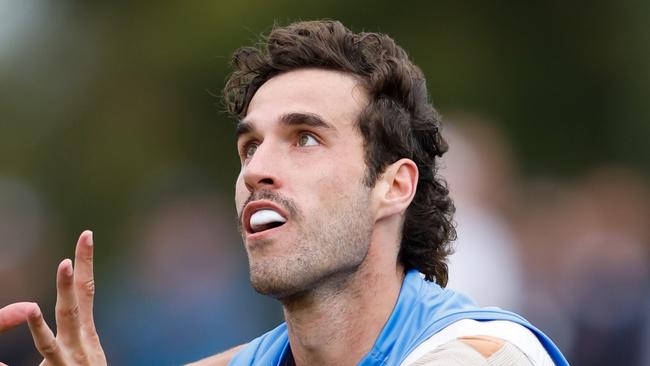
[400,319,555,366]
[407,339,533,366]
[407,339,490,366]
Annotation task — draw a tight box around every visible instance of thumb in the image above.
[0,302,39,333]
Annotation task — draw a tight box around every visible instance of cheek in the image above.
[315,163,365,203]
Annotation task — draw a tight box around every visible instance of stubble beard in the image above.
[244,188,374,301]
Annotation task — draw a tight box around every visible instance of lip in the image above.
[242,200,289,239]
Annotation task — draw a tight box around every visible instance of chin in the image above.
[249,269,304,299]
[248,258,366,302]
[247,256,330,300]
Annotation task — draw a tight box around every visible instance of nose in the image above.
[242,141,281,193]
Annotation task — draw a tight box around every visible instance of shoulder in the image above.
[401,319,555,366]
[406,337,533,366]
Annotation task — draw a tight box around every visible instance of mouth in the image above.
[243,201,288,236]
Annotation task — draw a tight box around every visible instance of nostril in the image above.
[259,178,274,185]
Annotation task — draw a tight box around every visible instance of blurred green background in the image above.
[1,1,649,365]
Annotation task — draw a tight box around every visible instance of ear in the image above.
[374,158,418,221]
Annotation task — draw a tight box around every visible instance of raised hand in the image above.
[0,231,107,365]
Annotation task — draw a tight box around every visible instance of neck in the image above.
[281,251,405,366]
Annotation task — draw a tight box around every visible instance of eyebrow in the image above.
[235,112,335,141]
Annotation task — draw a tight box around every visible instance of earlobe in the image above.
[376,159,418,220]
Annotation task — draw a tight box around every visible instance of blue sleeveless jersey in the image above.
[228,270,569,366]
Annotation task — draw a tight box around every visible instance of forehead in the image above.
[243,68,368,129]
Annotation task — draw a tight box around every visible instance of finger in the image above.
[54,258,83,347]
[0,361,7,366]
[0,302,37,333]
[73,230,97,335]
[27,304,66,365]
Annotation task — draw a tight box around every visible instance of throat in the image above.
[284,300,378,366]
[282,268,404,366]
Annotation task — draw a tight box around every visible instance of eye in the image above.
[297,133,319,147]
[243,142,259,160]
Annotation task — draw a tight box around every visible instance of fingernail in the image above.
[87,230,93,246]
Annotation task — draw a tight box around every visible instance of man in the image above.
[0,20,568,365]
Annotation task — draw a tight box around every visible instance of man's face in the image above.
[234,68,375,299]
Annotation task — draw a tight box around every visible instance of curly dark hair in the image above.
[223,20,456,286]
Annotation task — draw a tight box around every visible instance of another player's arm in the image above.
[185,345,244,366]
[0,231,107,365]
